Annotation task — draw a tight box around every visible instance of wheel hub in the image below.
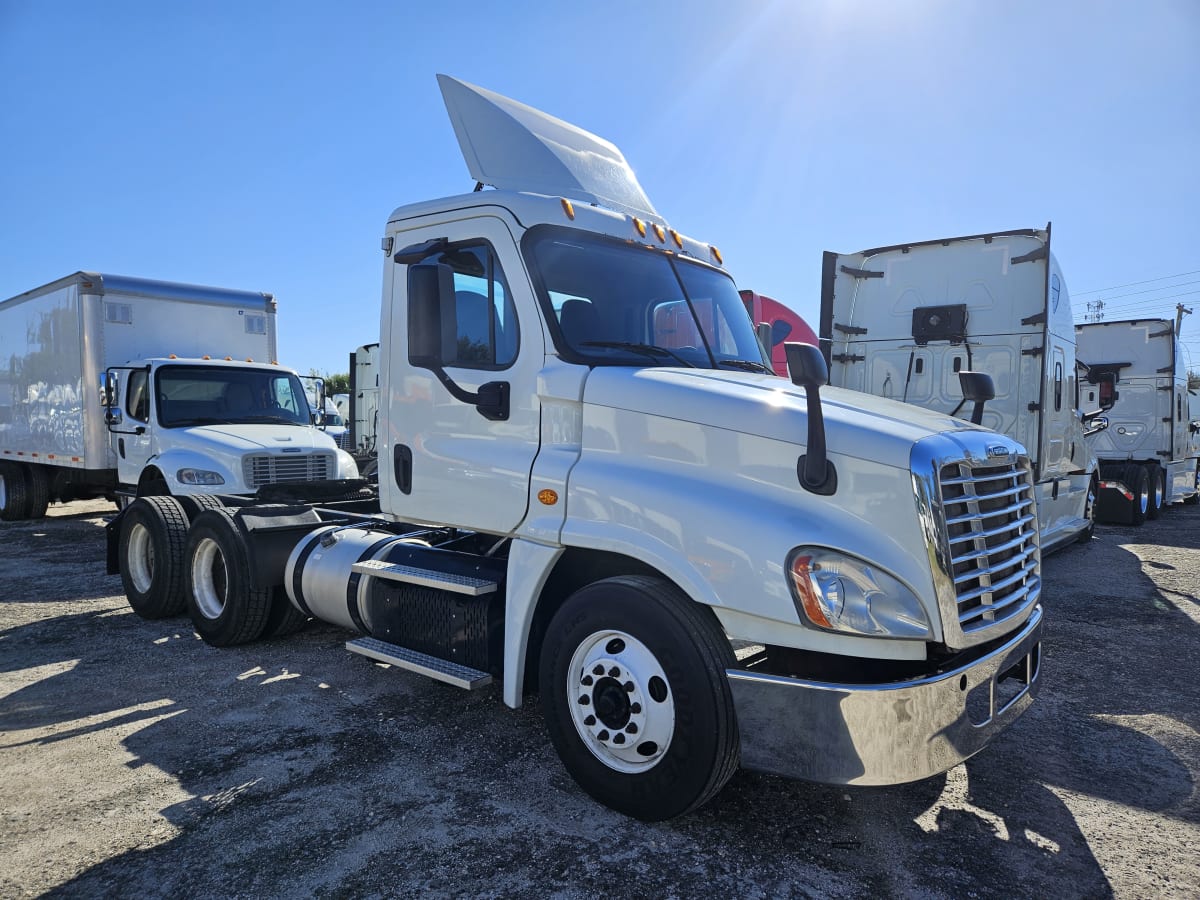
[567,630,675,773]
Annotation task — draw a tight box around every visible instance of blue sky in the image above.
[2,0,1198,376]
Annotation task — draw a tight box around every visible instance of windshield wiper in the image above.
[234,414,306,426]
[717,359,772,373]
[580,341,697,367]
[166,416,227,426]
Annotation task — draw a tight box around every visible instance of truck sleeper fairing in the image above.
[819,226,1097,552]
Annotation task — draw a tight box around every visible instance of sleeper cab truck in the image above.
[739,290,820,378]
[1075,318,1200,522]
[109,76,1044,821]
[0,272,358,521]
[818,226,1106,553]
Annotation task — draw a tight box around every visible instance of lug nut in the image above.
[608,667,620,677]
[626,723,638,735]
[623,681,634,692]
[584,715,596,726]
[579,695,590,705]
[613,733,625,745]
[630,703,642,714]
[598,730,610,741]
[581,675,593,686]
[593,665,604,676]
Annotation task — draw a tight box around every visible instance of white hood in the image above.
[582,367,998,470]
[171,423,338,455]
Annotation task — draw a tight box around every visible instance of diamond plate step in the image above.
[350,559,497,596]
[346,637,493,690]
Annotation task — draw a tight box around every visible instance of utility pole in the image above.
[1176,302,1193,337]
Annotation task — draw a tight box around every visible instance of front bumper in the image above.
[727,604,1042,785]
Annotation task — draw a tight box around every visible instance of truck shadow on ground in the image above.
[0,509,120,602]
[3,508,1195,898]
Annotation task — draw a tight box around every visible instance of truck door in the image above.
[383,214,544,534]
[106,366,154,488]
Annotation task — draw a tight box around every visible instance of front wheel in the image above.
[1077,474,1099,543]
[539,575,739,821]
[1126,464,1150,526]
[1145,464,1165,520]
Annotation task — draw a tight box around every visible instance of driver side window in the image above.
[126,370,150,423]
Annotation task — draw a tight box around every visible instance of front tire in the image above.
[1145,464,1165,520]
[184,508,272,646]
[119,496,192,618]
[1077,473,1098,543]
[1126,464,1150,526]
[539,575,739,821]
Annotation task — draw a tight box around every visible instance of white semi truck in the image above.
[0,272,359,521]
[109,76,1044,820]
[819,226,1104,552]
[1075,317,1200,521]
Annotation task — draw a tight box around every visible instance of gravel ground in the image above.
[1,498,1197,898]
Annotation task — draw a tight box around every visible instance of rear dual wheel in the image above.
[1126,464,1150,526]
[0,462,49,521]
[1145,464,1166,520]
[185,508,273,647]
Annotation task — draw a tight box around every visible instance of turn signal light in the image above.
[561,198,576,220]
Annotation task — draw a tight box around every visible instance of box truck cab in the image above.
[104,357,357,498]
[1076,318,1200,519]
[819,226,1102,553]
[110,76,1043,821]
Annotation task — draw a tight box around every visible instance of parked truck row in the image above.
[101,75,1044,820]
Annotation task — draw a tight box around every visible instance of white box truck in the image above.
[0,272,359,521]
[819,226,1103,552]
[109,76,1043,820]
[1075,317,1200,521]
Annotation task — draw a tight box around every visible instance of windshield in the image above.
[155,365,312,427]
[525,226,769,371]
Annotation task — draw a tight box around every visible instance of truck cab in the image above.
[104,358,358,498]
[819,227,1100,552]
[111,75,1044,821]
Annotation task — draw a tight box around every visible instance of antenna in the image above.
[1085,299,1105,323]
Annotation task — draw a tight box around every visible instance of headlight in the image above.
[786,547,930,639]
[177,468,225,486]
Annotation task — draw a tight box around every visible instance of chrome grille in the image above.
[939,458,1040,634]
[336,431,353,451]
[243,453,333,488]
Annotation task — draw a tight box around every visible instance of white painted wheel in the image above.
[126,522,155,594]
[566,629,675,774]
[191,536,229,621]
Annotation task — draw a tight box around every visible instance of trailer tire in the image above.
[1145,464,1165,520]
[261,586,310,639]
[185,508,273,647]
[24,465,50,520]
[1126,464,1150,526]
[119,496,191,619]
[0,461,32,521]
[539,575,739,821]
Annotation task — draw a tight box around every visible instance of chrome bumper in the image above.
[727,605,1042,785]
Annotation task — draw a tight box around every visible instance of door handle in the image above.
[394,444,413,494]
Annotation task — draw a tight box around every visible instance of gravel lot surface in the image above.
[1,498,1197,898]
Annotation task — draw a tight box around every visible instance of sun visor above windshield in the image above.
[437,74,663,224]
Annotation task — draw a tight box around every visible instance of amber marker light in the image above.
[538,489,559,505]
[168,354,178,359]
[561,198,576,220]
[202,355,211,360]
[652,223,666,243]
[224,356,233,361]
[709,245,723,265]
[789,554,833,629]
[632,217,647,238]
[669,229,683,249]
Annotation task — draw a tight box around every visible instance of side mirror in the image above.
[1084,416,1109,437]
[958,371,995,426]
[785,342,836,495]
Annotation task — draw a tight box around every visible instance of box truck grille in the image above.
[939,459,1040,634]
[243,453,332,488]
[336,431,353,451]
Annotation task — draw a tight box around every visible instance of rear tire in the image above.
[119,496,191,618]
[184,508,272,646]
[24,465,50,519]
[0,461,31,521]
[1126,464,1150,526]
[261,586,310,639]
[1145,464,1165,520]
[539,575,739,821]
